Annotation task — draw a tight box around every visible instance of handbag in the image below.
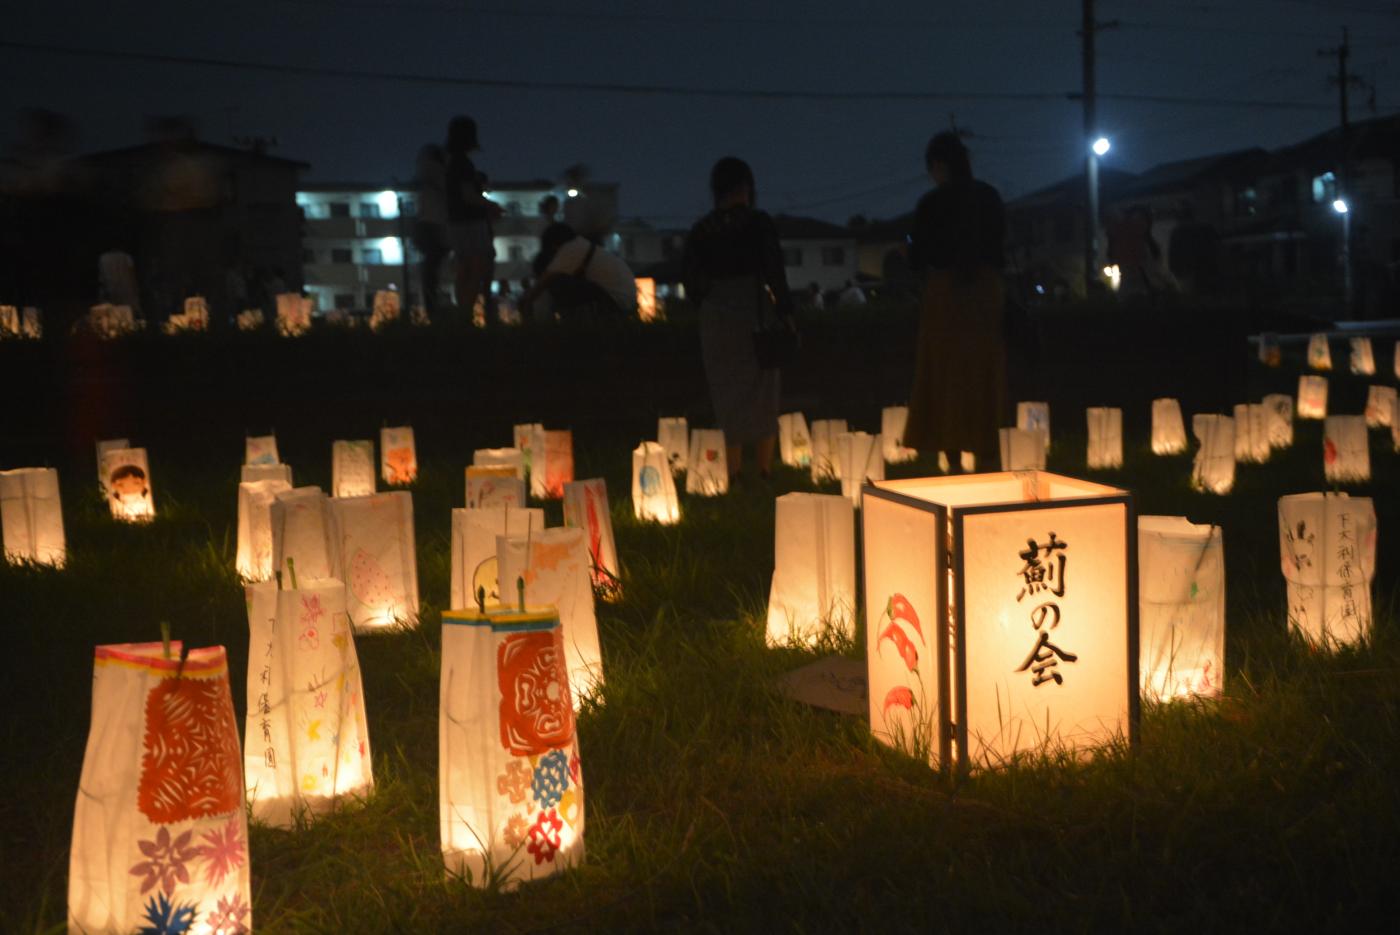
[753,282,799,370]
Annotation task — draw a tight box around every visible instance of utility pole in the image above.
[1080,0,1115,296]
[1319,26,1364,313]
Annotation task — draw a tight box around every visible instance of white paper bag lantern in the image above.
[998,428,1046,471]
[474,448,526,481]
[1364,385,1396,428]
[1017,401,1052,451]
[244,578,373,827]
[513,423,545,478]
[766,493,855,646]
[632,442,679,524]
[332,440,376,498]
[687,429,729,496]
[778,412,812,468]
[1323,415,1369,482]
[96,438,130,494]
[1349,336,1375,376]
[863,472,1136,772]
[563,479,621,594]
[236,478,293,580]
[1307,333,1331,370]
[276,292,312,336]
[102,447,156,521]
[1279,492,1376,647]
[0,467,66,566]
[0,304,16,336]
[450,507,545,609]
[1086,407,1123,469]
[440,607,584,888]
[935,451,977,474]
[244,434,279,466]
[1191,414,1235,495]
[837,431,884,506]
[1150,398,1187,455]
[1297,375,1328,419]
[497,528,604,700]
[657,417,689,473]
[270,486,340,581]
[1232,403,1270,464]
[236,308,264,331]
[381,426,418,486]
[1138,516,1224,702]
[332,491,420,630]
[370,289,401,330]
[810,419,848,482]
[881,407,917,463]
[466,470,527,510]
[1262,394,1294,448]
[69,643,251,935]
[531,430,574,500]
[636,276,659,321]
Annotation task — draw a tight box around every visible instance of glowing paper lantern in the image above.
[686,429,729,496]
[1257,332,1280,366]
[332,440,376,499]
[810,419,848,482]
[497,528,604,700]
[531,431,574,500]
[1151,398,1187,455]
[765,493,855,646]
[1349,337,1375,376]
[87,303,137,338]
[439,607,584,888]
[881,407,917,463]
[937,451,977,474]
[1365,385,1396,428]
[270,486,340,581]
[1279,492,1376,647]
[1138,516,1224,702]
[69,642,251,935]
[473,448,525,481]
[466,468,527,510]
[244,578,373,827]
[332,491,420,630]
[276,292,312,336]
[370,289,401,331]
[450,507,544,609]
[1190,414,1235,495]
[563,479,621,594]
[1307,333,1331,370]
[236,308,264,331]
[632,442,679,524]
[1297,375,1328,419]
[1323,415,1369,483]
[836,431,883,506]
[778,412,812,468]
[636,277,658,321]
[1017,401,1051,451]
[0,305,16,336]
[1232,403,1270,464]
[513,423,545,477]
[96,438,130,494]
[0,467,66,566]
[1394,341,1400,379]
[657,417,689,473]
[381,426,418,486]
[101,447,155,521]
[1086,407,1123,469]
[236,478,293,581]
[863,472,1136,772]
[241,463,291,486]
[1262,394,1294,448]
[998,428,1046,471]
[164,296,209,334]
[245,434,279,466]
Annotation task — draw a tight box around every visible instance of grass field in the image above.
[3,309,1399,932]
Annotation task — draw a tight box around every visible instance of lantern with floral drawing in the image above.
[809,419,847,482]
[1017,401,1051,451]
[1279,492,1376,647]
[331,491,420,630]
[68,642,251,935]
[1151,398,1187,455]
[530,430,574,500]
[687,429,729,496]
[439,607,584,888]
[270,486,340,581]
[998,428,1046,471]
[632,442,679,524]
[473,448,525,481]
[1262,393,1294,448]
[778,412,812,468]
[236,478,293,581]
[766,493,855,647]
[881,407,917,463]
[863,471,1136,773]
[1191,414,1235,495]
[1307,333,1332,370]
[101,447,156,521]
[380,426,418,486]
[244,578,373,827]
[1349,337,1375,376]
[937,451,977,473]
[450,507,545,609]
[1232,403,1270,464]
[1323,415,1369,483]
[1,467,66,566]
[1364,385,1395,428]
[636,277,658,321]
[466,467,527,510]
[332,440,375,498]
[241,462,292,486]
[1138,516,1224,702]
[498,528,604,702]
[563,479,621,596]
[276,292,312,337]
[657,417,689,474]
[1086,407,1123,469]
[837,432,883,507]
[1297,375,1327,419]
[245,434,279,466]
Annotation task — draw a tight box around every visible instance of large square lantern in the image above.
[1,467,66,566]
[1349,336,1375,376]
[101,447,156,521]
[778,412,812,468]
[439,607,584,889]
[1232,403,1270,464]
[474,448,526,481]
[381,426,418,485]
[1151,398,1187,455]
[862,471,1137,772]
[332,491,420,630]
[242,462,292,486]
[236,478,293,580]
[1191,414,1235,494]
[687,429,729,496]
[837,432,883,507]
[1138,516,1224,701]
[332,440,376,498]
[881,407,917,463]
[1307,333,1331,370]
[563,479,620,595]
[270,486,340,580]
[244,578,373,827]
[998,428,1045,471]
[466,468,527,510]
[1323,415,1369,482]
[1364,385,1395,428]
[1297,375,1327,419]
[1017,401,1051,451]
[810,419,847,481]
[657,417,689,473]
[1262,394,1294,448]
[450,506,544,608]
[245,434,279,466]
[69,642,251,935]
[1279,492,1376,647]
[632,442,679,524]
[766,493,855,646]
[1086,407,1123,469]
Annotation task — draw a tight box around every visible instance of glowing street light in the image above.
[1332,198,1349,215]
[566,188,580,198]
[1091,137,1111,157]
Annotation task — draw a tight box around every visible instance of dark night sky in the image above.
[5,0,1400,226]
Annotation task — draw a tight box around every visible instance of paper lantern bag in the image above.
[881,407,917,463]
[1279,493,1376,647]
[236,478,293,581]
[1307,333,1331,370]
[1232,403,1270,464]
[1349,337,1375,376]
[778,413,812,468]
[1,467,66,566]
[1262,394,1293,448]
[809,419,847,481]
[102,448,156,521]
[69,643,252,935]
[837,432,884,506]
[687,430,729,496]
[332,440,376,498]
[271,486,340,581]
[1323,415,1370,483]
[465,470,527,510]
[1086,407,1122,469]
[1138,517,1224,701]
[473,448,526,481]
[537,431,574,499]
[999,428,1046,471]
[245,435,279,466]
[1191,415,1235,495]
[332,492,420,630]
[563,479,621,594]
[381,426,418,485]
[657,417,689,473]
[1297,375,1327,419]
[1017,402,1051,450]
[632,442,679,524]
[766,493,855,646]
[450,507,544,609]
[1151,399,1186,455]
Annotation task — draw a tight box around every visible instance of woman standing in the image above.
[903,132,1007,467]
[684,157,795,481]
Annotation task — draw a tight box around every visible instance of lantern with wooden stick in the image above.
[331,491,420,630]
[1262,394,1293,448]
[881,407,917,463]
[1150,398,1187,455]
[1349,337,1375,376]
[1232,403,1270,464]
[1307,333,1331,370]
[563,479,621,596]
[1297,375,1327,419]
[450,506,544,609]
[1191,414,1235,495]
[381,426,418,486]
[809,419,848,482]
[657,417,689,473]
[1279,492,1376,647]
[632,442,679,524]
[1017,402,1051,451]
[1364,385,1395,428]
[778,412,812,468]
[766,493,855,646]
[686,429,729,496]
[998,428,1045,471]
[0,467,66,566]
[1138,516,1224,701]
[1323,415,1369,483]
[1086,407,1123,469]
[236,478,293,580]
[837,432,884,506]
[332,440,376,498]
[102,447,156,521]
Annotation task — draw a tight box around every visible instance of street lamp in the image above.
[1332,197,1353,313]
[1092,136,1111,157]
[1084,135,1111,295]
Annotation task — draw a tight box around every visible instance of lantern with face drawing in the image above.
[102,448,156,521]
[450,507,544,610]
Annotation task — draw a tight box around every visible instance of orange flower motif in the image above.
[496,760,531,804]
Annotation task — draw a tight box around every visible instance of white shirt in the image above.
[546,237,637,312]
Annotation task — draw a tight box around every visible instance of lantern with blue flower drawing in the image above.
[632,442,679,524]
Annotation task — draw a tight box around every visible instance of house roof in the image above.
[854,212,914,244]
[298,178,566,194]
[1263,114,1400,175]
[1009,167,1137,207]
[82,140,311,169]
[773,214,853,240]
[1111,147,1268,200]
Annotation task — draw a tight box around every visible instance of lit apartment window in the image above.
[331,248,353,264]
[782,247,803,267]
[359,202,381,218]
[362,248,383,265]
[821,246,846,266]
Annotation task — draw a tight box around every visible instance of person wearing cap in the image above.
[444,116,501,320]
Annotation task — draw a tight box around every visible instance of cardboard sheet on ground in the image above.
[775,655,868,716]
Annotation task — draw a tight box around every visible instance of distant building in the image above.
[1003,168,1136,300]
[774,215,859,294]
